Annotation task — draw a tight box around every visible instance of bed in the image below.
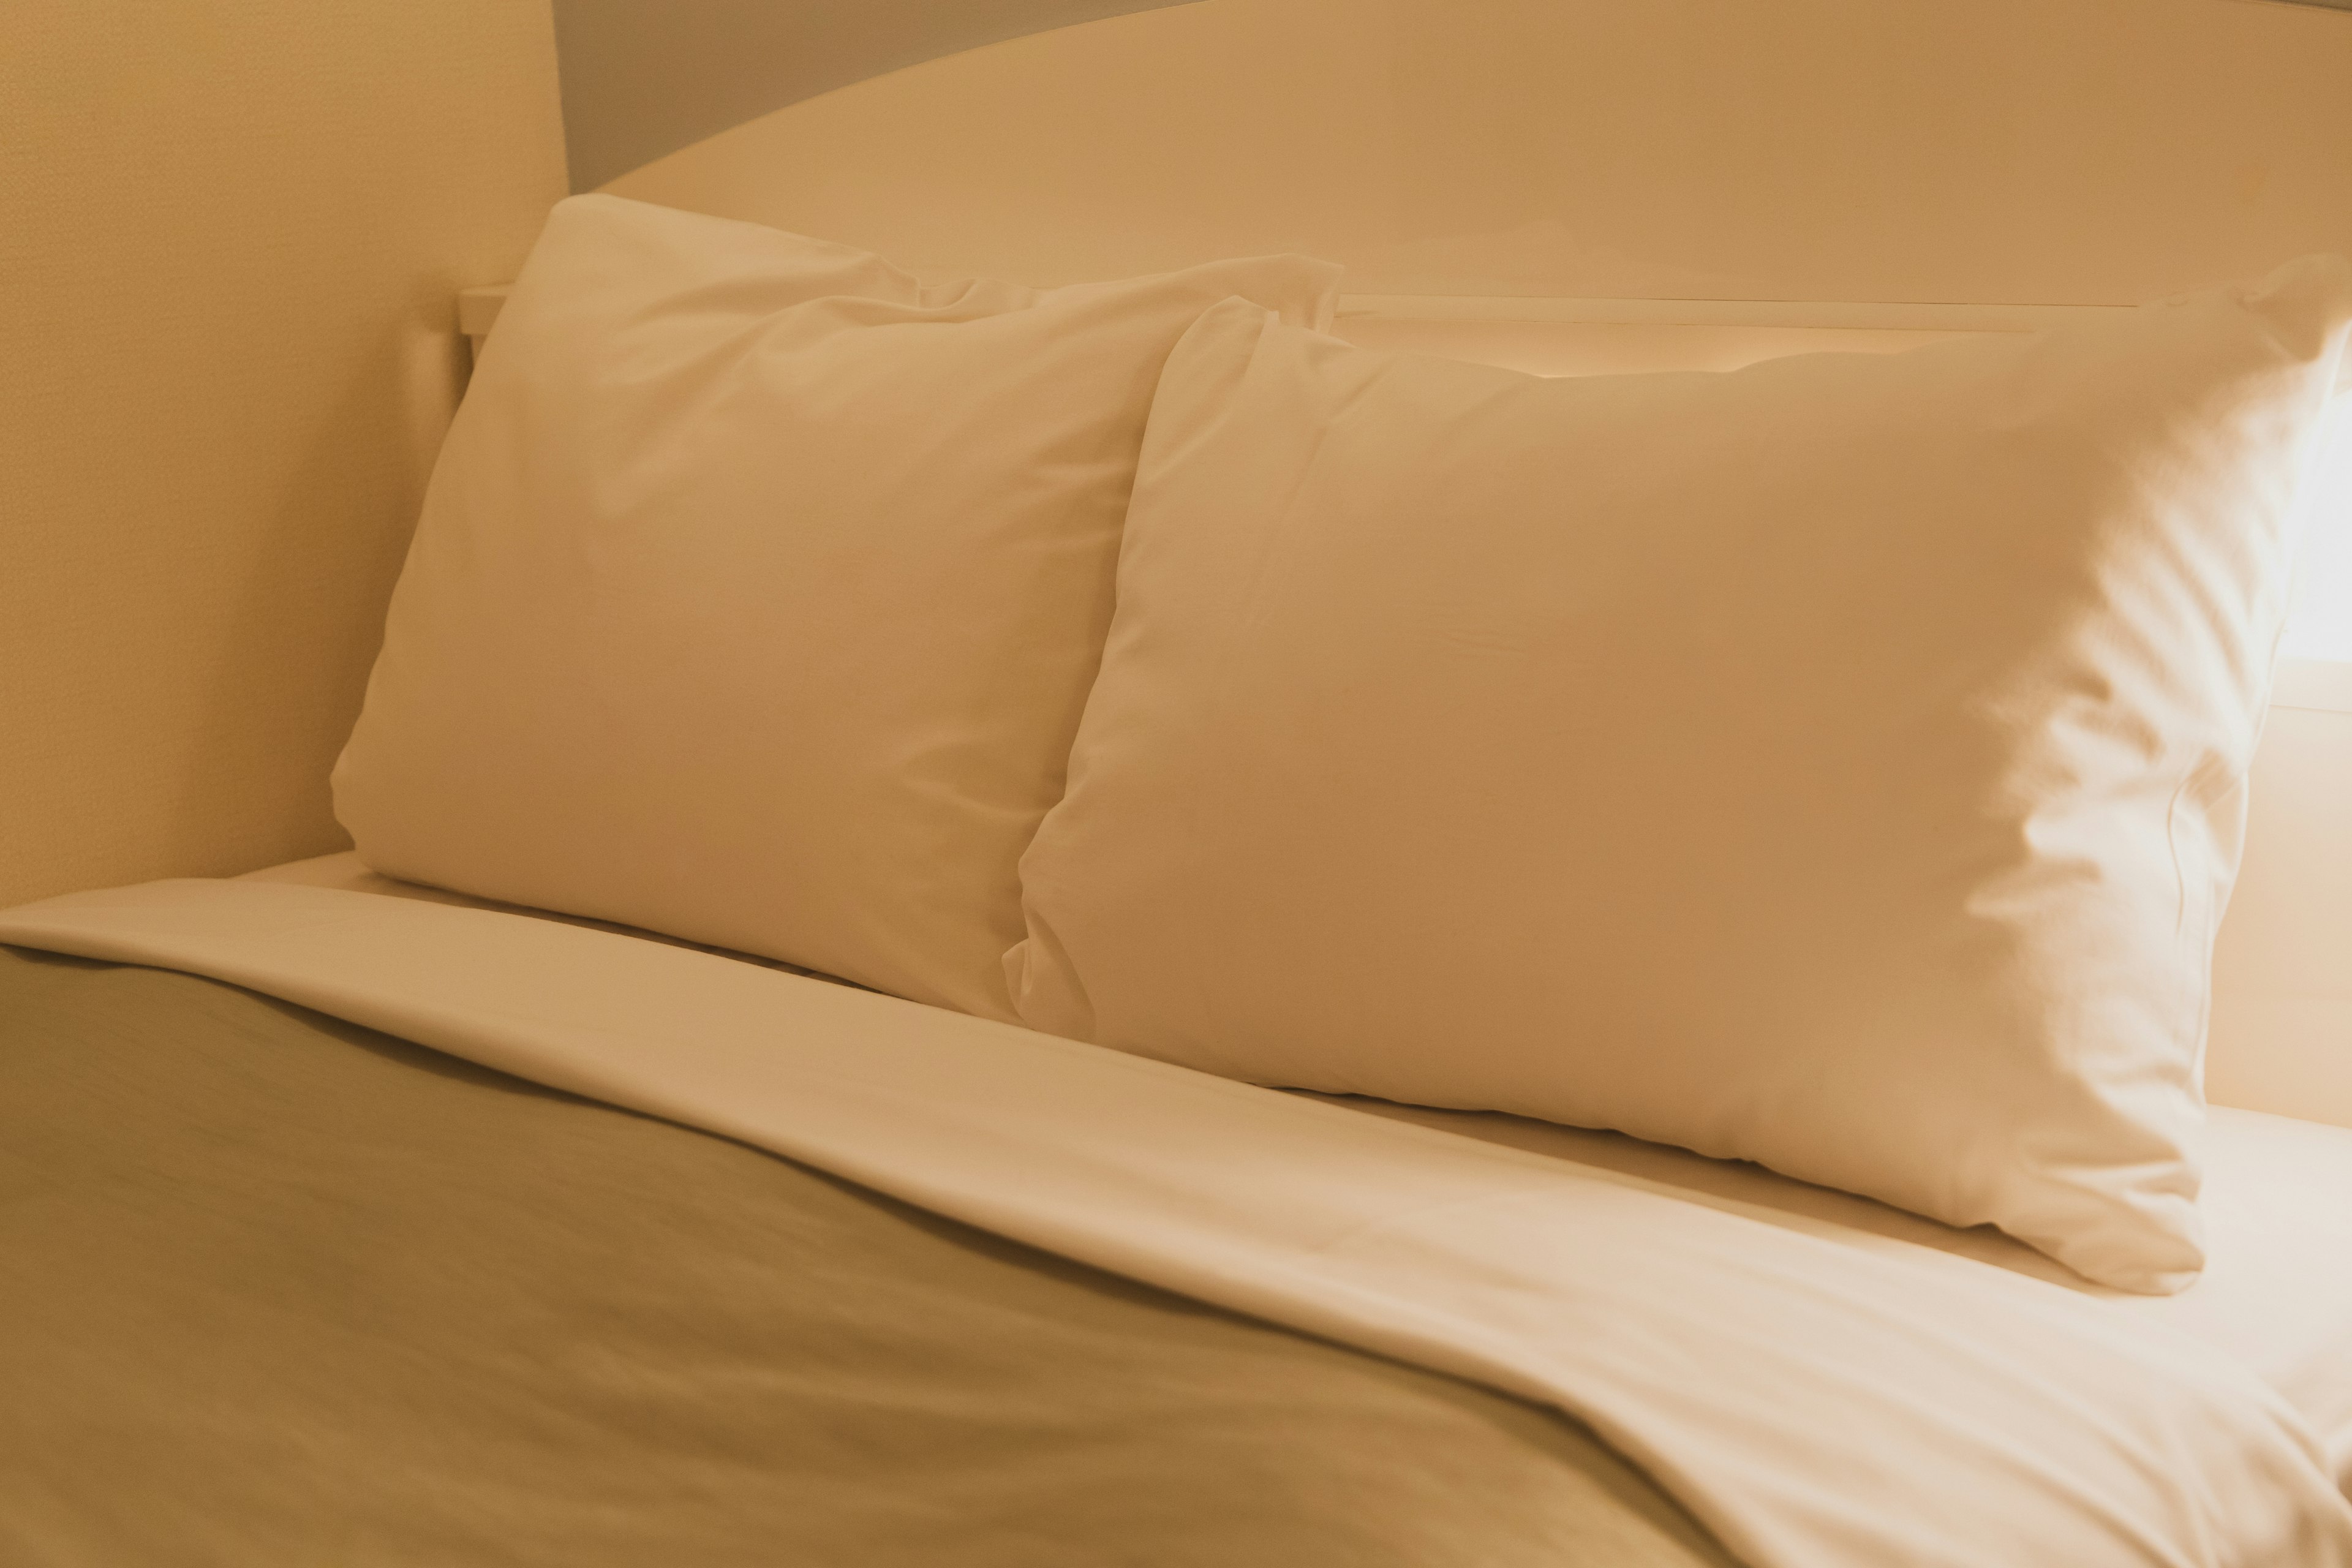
[8,168,2352,1568]
[158,848,2352,1483]
[0,904,1738,1568]
[7,848,2352,1566]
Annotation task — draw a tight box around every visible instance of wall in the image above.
[1,1,568,908]
[609,0,2352,306]
[550,0,1193,191]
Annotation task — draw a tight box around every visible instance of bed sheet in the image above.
[246,853,2352,1491]
[1343,1099,2352,1492]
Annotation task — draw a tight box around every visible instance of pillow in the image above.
[1009,260,2352,1292]
[333,195,1338,1019]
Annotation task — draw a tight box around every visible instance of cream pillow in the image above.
[1010,261,2352,1292]
[333,195,1338,1018]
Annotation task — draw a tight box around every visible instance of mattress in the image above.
[243,851,2352,1493]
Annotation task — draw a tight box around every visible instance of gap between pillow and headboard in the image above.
[456,282,2122,367]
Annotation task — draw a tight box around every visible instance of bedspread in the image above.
[0,944,1725,1567]
[4,879,2349,1566]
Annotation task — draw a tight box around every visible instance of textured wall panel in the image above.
[0,1,568,907]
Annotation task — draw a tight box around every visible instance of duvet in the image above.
[2,878,2348,1567]
[0,944,1724,1567]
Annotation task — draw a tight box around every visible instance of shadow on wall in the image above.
[165,300,473,885]
[551,0,1197,190]
[601,0,2352,306]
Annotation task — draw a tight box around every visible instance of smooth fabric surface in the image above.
[246,849,2352,1485]
[1338,1096,2352,1496]
[333,193,1338,1019]
[0,944,1730,1568]
[5,880,2348,1568]
[1011,262,2352,1292]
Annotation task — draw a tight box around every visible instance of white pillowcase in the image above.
[1010,260,2352,1292]
[334,195,1338,1017]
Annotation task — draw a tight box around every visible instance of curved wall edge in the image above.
[603,0,2352,307]
[552,0,1197,191]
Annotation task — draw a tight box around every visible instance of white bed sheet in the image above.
[246,852,2352,1492]
[1343,1098,2352,1492]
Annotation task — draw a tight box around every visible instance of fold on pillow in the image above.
[334,195,1340,1019]
[1010,258,2352,1292]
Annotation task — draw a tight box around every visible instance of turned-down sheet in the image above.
[249,851,2352,1494]
[2,874,2348,1568]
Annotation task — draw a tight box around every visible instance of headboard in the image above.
[585,0,2352,307]
[547,0,2352,202]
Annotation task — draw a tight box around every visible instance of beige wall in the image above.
[1,2,567,907]
[611,0,2352,306]
[549,0,1191,190]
